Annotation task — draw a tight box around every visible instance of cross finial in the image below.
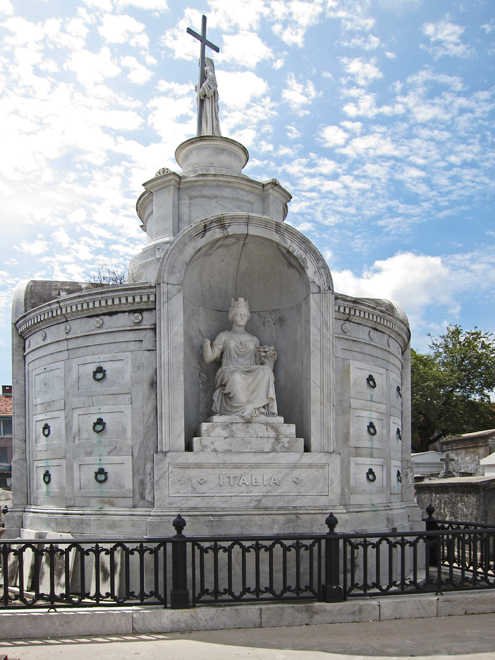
[187,15,220,137]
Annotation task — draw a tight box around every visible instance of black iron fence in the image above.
[1,507,495,609]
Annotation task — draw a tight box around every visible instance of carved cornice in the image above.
[14,276,410,348]
[335,293,410,348]
[136,190,153,230]
[16,284,156,338]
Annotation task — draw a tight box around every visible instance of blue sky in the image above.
[0,0,494,385]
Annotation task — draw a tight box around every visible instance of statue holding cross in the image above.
[187,15,222,137]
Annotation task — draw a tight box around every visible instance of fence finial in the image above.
[325,512,338,534]
[173,513,186,537]
[425,503,435,520]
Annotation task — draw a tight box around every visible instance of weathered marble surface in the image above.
[198,420,295,438]
[154,452,340,511]
[190,437,304,453]
[38,531,75,597]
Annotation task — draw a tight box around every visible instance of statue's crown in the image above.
[229,297,249,314]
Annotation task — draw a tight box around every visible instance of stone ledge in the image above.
[198,420,295,438]
[2,591,495,640]
[15,284,157,338]
[190,437,304,453]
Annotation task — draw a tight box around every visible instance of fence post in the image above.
[425,503,439,567]
[321,513,343,602]
[170,514,190,609]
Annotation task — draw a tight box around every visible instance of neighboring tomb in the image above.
[416,476,495,524]
[411,451,446,479]
[440,429,495,477]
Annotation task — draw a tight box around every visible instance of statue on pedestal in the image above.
[203,298,278,419]
[197,57,221,136]
[187,14,221,137]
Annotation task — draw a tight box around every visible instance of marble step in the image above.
[206,415,285,423]
[190,436,305,453]
[197,421,296,439]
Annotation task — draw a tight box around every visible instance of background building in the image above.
[0,385,12,488]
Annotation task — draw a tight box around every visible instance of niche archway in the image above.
[157,213,334,453]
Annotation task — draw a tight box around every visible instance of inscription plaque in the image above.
[168,463,329,496]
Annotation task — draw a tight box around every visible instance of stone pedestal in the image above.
[190,416,305,453]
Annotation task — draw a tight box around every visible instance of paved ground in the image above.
[2,613,495,660]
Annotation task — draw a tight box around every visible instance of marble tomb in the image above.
[8,128,421,539]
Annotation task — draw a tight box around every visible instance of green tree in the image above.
[411,325,495,452]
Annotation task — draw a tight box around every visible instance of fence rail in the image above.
[1,508,495,609]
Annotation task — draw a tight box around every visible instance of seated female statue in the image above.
[203,298,278,419]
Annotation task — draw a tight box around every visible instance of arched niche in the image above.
[157,213,334,454]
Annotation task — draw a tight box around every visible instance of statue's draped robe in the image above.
[199,68,221,136]
[211,331,277,417]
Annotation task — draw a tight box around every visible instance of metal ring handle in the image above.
[396,427,402,441]
[366,374,377,389]
[92,418,106,434]
[42,423,50,438]
[367,421,377,436]
[93,366,106,382]
[397,470,402,483]
[366,468,377,483]
[43,470,51,485]
[95,467,108,483]
[396,385,402,398]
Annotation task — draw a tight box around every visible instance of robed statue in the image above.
[203,298,278,419]
[196,57,221,136]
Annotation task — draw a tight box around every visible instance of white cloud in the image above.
[342,88,404,118]
[271,0,324,47]
[116,0,168,9]
[146,95,195,147]
[64,47,121,88]
[209,0,268,32]
[1,17,48,46]
[15,240,49,255]
[321,125,348,147]
[341,34,381,50]
[422,19,473,60]
[332,252,452,318]
[341,57,383,86]
[216,70,268,110]
[83,0,113,11]
[221,32,273,68]
[340,120,362,133]
[121,56,153,84]
[0,0,14,15]
[282,73,317,113]
[286,124,301,139]
[157,80,191,96]
[98,13,148,48]
[161,8,205,60]
[326,1,375,33]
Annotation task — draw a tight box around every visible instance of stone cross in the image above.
[187,15,220,137]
